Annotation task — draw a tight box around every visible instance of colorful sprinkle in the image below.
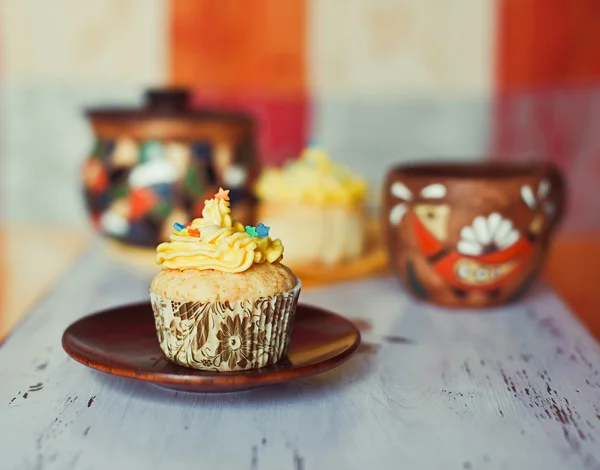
[245,225,258,237]
[173,222,185,231]
[256,223,270,237]
[215,187,230,201]
[188,228,201,238]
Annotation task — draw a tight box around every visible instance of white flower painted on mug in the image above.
[457,213,520,256]
[521,179,554,215]
[389,182,447,226]
[420,183,447,199]
[390,181,412,201]
[389,182,412,225]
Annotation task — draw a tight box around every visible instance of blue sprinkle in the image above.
[173,222,185,231]
[256,223,270,237]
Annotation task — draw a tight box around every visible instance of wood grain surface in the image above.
[1,242,599,469]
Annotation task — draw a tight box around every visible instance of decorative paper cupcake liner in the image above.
[149,279,301,371]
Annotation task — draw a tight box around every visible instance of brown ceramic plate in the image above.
[62,302,361,393]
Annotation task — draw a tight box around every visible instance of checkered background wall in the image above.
[1,0,599,230]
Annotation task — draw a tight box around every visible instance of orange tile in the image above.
[170,0,306,97]
[497,0,600,93]
[543,231,600,341]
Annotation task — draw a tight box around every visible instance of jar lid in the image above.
[86,88,251,123]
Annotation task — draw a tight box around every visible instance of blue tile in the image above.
[312,97,491,203]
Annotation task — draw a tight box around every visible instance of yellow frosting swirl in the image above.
[156,193,284,272]
[255,146,367,206]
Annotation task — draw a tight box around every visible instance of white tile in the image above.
[0,0,167,85]
[308,0,495,97]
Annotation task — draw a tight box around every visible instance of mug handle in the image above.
[544,163,566,235]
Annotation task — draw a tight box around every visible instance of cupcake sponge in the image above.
[150,262,296,303]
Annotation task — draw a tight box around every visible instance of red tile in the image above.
[497,0,600,93]
[191,92,309,166]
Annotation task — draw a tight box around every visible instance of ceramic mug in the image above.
[383,162,565,307]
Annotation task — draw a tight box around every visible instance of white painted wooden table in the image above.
[1,243,600,470]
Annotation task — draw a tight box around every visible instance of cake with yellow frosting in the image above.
[150,188,300,371]
[255,146,368,266]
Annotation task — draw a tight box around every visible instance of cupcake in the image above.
[150,187,300,371]
[255,145,367,266]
